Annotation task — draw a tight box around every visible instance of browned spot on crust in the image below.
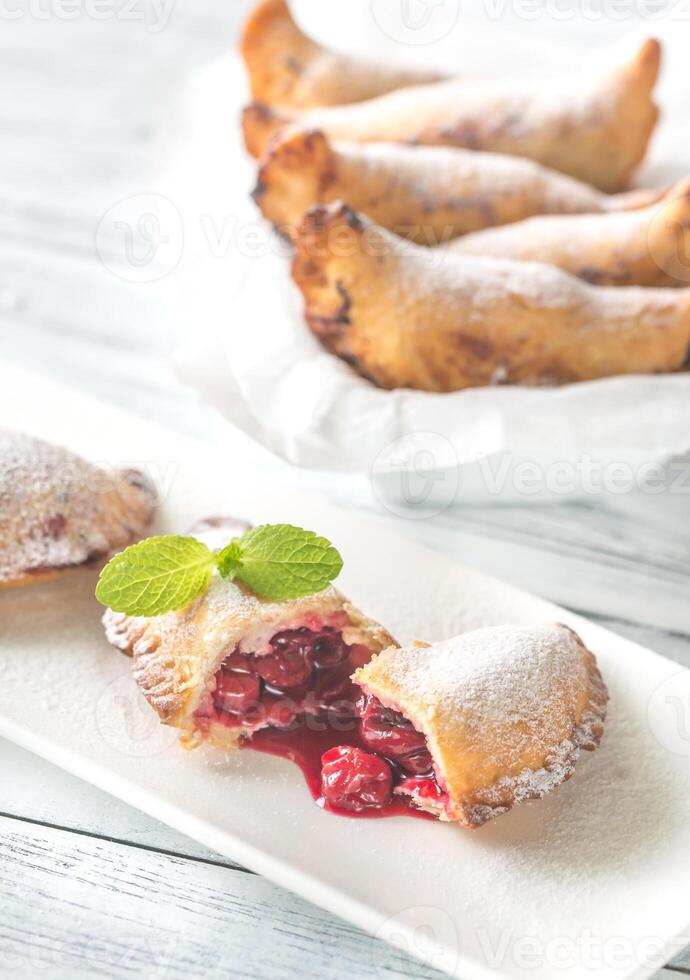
[341,204,364,230]
[303,204,331,233]
[307,277,352,342]
[439,122,482,149]
[251,179,267,202]
[335,280,352,323]
[45,513,67,539]
[338,351,382,387]
[457,334,494,360]
[284,54,303,76]
[249,101,275,122]
[577,266,608,285]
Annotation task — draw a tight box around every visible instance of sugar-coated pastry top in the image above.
[354,624,608,826]
[0,430,155,588]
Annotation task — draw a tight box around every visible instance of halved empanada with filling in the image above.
[346,624,608,825]
[103,574,396,751]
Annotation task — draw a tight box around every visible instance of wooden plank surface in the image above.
[0,814,446,980]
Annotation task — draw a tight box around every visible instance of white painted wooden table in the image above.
[0,2,688,977]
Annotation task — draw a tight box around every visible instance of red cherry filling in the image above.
[399,776,446,801]
[207,631,445,820]
[357,694,434,775]
[215,668,261,716]
[313,665,357,714]
[320,746,393,812]
[254,634,314,689]
[211,627,360,727]
[311,632,348,668]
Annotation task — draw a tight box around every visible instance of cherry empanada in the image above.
[0,430,155,589]
[243,38,660,192]
[450,178,690,287]
[346,624,608,826]
[241,0,444,109]
[253,129,664,245]
[103,574,396,751]
[292,203,690,391]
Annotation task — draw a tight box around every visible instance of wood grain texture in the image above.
[0,815,445,980]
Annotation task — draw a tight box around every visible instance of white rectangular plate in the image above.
[1,362,690,980]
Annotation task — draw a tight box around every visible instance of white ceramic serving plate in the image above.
[1,362,690,980]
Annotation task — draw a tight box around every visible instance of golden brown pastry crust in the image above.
[0,430,156,589]
[451,178,690,287]
[254,129,665,244]
[103,579,396,750]
[241,0,443,109]
[292,203,690,391]
[353,624,608,826]
[242,38,660,192]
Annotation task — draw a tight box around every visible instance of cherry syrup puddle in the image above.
[199,626,444,820]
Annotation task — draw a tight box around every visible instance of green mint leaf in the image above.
[227,523,343,601]
[216,540,244,581]
[95,535,215,616]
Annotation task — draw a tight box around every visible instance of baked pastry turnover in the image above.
[103,575,396,750]
[254,129,664,244]
[241,0,444,109]
[243,38,661,192]
[0,430,155,589]
[293,204,690,391]
[349,624,608,825]
[451,178,690,287]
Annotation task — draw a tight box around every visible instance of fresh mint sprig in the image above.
[95,524,343,616]
[216,524,344,601]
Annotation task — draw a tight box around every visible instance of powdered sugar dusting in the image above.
[343,141,607,214]
[360,624,607,824]
[0,429,155,585]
